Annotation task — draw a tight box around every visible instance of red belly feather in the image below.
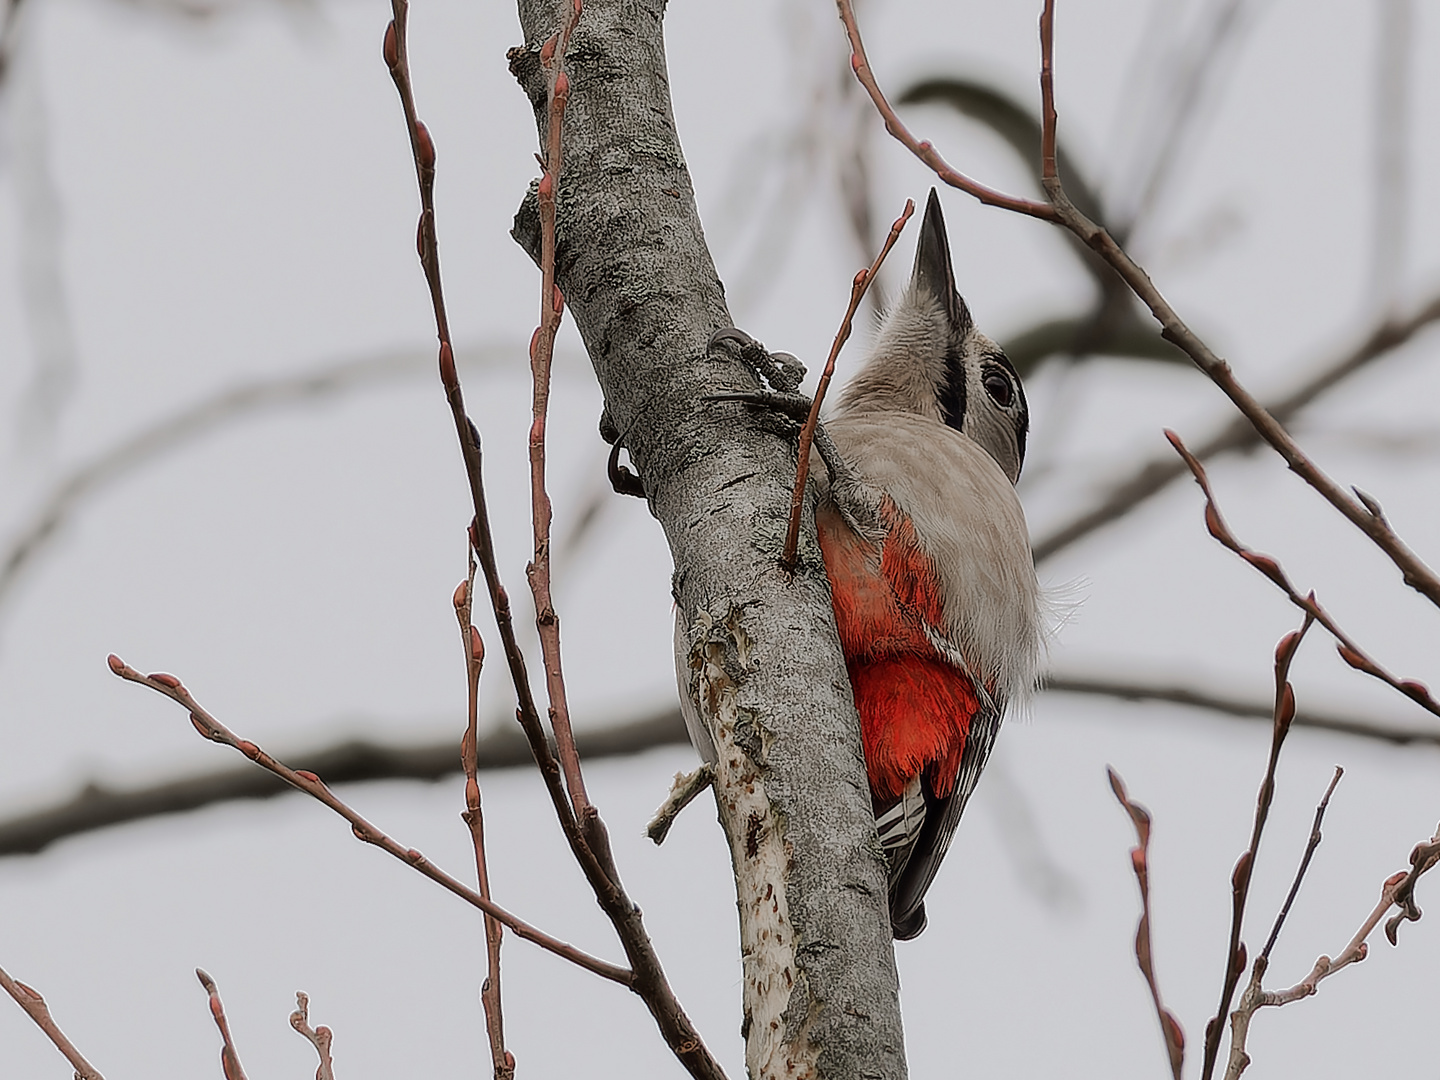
[817,499,979,802]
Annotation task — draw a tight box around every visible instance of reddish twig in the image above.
[1038,0,1057,182]
[383,0,595,888]
[781,198,914,570]
[197,969,249,1080]
[1107,768,1185,1080]
[454,569,513,1080]
[1167,430,1440,721]
[290,992,337,1080]
[0,964,105,1080]
[108,655,632,986]
[833,1,1055,220]
[379,3,726,1071]
[383,0,569,842]
[838,0,1440,610]
[1200,617,1316,1080]
[1223,819,1440,1080]
[527,0,589,818]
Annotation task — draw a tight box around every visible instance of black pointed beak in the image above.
[910,189,970,336]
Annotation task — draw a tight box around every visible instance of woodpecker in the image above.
[687,189,1043,940]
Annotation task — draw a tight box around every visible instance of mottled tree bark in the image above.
[509,2,907,1077]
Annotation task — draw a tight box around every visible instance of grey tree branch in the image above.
[1031,289,1440,563]
[0,707,687,858]
[0,342,528,616]
[1044,674,1440,746]
[9,673,1436,861]
[510,0,905,1073]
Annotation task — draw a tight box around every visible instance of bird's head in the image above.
[836,189,1029,484]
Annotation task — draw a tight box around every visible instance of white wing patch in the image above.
[875,775,927,850]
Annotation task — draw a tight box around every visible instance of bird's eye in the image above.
[983,369,1013,408]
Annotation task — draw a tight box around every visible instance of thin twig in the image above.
[0,964,105,1079]
[383,0,591,890]
[197,969,249,1080]
[383,8,727,1071]
[1222,821,1440,1080]
[1221,768,1343,1080]
[454,568,512,1080]
[1044,673,1440,747]
[109,656,632,985]
[781,198,913,570]
[1200,616,1315,1080]
[1038,0,1057,182]
[1261,766,1344,964]
[1167,430,1440,720]
[289,992,337,1080]
[1031,290,1440,563]
[839,0,1440,609]
[527,0,589,818]
[833,0,1056,221]
[1383,829,1440,945]
[646,763,715,846]
[1107,767,1185,1080]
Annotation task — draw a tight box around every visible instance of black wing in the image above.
[888,700,1005,940]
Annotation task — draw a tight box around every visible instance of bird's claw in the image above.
[703,388,813,424]
[708,326,807,394]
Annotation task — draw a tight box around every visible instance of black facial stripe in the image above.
[937,347,967,432]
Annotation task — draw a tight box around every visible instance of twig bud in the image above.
[107,653,125,674]
[1399,679,1434,701]
[1231,850,1252,890]
[469,626,484,662]
[438,342,457,391]
[554,71,570,103]
[1274,629,1302,665]
[150,672,182,688]
[453,580,469,609]
[1276,683,1296,730]
[538,171,554,199]
[540,33,557,64]
[552,284,564,314]
[415,120,436,169]
[1336,643,1373,673]
[383,21,398,69]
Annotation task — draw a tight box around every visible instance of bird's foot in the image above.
[708,326,806,394]
[704,387,813,424]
